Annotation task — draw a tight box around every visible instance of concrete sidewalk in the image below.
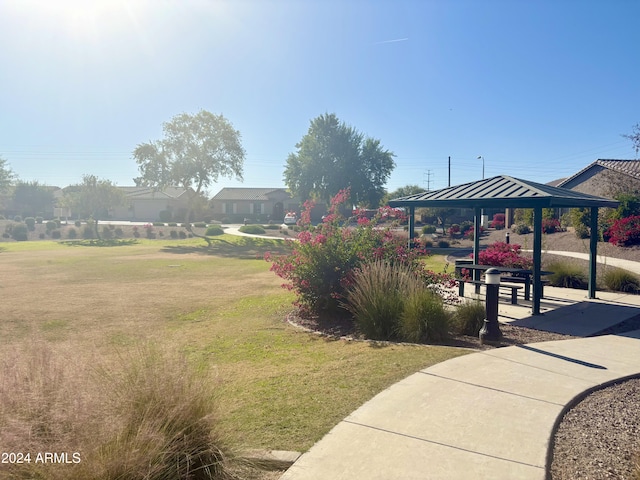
[280,287,640,480]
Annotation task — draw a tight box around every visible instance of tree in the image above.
[384,185,425,205]
[65,175,124,238]
[12,181,55,217]
[284,113,395,208]
[622,123,640,159]
[0,156,16,212]
[133,110,245,243]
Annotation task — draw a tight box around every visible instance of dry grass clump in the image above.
[0,342,237,480]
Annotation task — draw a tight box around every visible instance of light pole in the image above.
[477,156,485,179]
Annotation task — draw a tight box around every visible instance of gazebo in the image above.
[389,175,619,315]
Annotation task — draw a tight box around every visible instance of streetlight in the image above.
[477,156,485,179]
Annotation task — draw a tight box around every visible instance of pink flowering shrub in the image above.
[267,188,455,315]
[605,215,640,246]
[542,218,561,234]
[475,242,533,269]
[490,213,505,230]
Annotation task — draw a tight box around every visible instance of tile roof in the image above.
[211,187,291,201]
[117,186,189,200]
[557,159,640,188]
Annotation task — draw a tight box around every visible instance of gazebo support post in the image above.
[588,207,598,298]
[407,206,415,250]
[532,207,543,315]
[473,207,482,285]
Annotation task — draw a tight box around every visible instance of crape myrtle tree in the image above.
[133,110,245,245]
[284,113,395,208]
[65,175,125,238]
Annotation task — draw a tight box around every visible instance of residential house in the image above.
[111,186,193,222]
[556,159,640,197]
[210,187,301,223]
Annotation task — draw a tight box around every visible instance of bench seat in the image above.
[458,280,523,305]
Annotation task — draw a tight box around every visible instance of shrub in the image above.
[168,222,178,227]
[422,225,436,234]
[46,220,57,232]
[268,189,438,315]
[574,223,589,239]
[206,225,224,236]
[152,222,165,227]
[67,228,77,239]
[144,224,155,239]
[605,215,640,246]
[447,224,460,237]
[263,224,280,230]
[179,231,187,239]
[50,229,61,239]
[437,240,450,248]
[477,242,533,269]
[345,260,412,340]
[546,261,588,289]
[512,224,531,235]
[239,224,266,235]
[35,216,44,224]
[451,301,485,336]
[114,227,123,237]
[170,230,178,239]
[399,286,450,343]
[101,226,113,239]
[194,222,207,228]
[24,217,36,230]
[13,215,22,222]
[490,213,505,230]
[542,218,561,234]
[11,224,28,241]
[603,268,640,293]
[74,220,82,227]
[83,225,95,239]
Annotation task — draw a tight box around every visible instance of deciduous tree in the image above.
[12,181,55,217]
[284,113,395,207]
[133,110,245,243]
[65,175,124,238]
[622,123,640,159]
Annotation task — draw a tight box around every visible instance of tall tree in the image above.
[12,181,55,217]
[384,184,425,204]
[65,175,124,238]
[284,113,395,207]
[133,110,245,242]
[622,123,640,159]
[0,156,15,212]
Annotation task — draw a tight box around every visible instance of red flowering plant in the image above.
[267,188,455,316]
[605,215,640,246]
[474,242,533,270]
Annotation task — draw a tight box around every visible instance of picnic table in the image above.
[456,263,553,301]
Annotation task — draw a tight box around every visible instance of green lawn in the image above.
[0,236,469,455]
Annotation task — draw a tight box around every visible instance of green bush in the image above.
[574,223,589,239]
[512,224,531,235]
[50,229,61,239]
[75,220,82,227]
[422,224,437,234]
[263,224,280,230]
[194,222,207,228]
[13,215,22,222]
[239,224,266,235]
[399,287,450,343]
[345,260,413,341]
[45,221,57,232]
[603,268,640,293]
[179,231,187,239]
[67,228,77,239]
[168,222,178,227]
[101,226,113,239]
[11,224,28,241]
[437,240,450,248]
[451,300,485,336]
[152,222,165,227]
[114,227,123,237]
[205,225,224,236]
[170,230,178,239]
[546,261,588,289]
[83,225,96,239]
[24,217,36,230]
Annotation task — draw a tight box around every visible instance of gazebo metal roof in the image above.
[388,175,619,209]
[388,175,619,316]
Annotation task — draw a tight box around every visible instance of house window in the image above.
[253,202,263,215]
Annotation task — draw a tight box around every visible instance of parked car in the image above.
[284,213,297,225]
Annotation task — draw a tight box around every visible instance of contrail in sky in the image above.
[374,37,409,45]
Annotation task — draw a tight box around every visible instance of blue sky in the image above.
[1,0,639,197]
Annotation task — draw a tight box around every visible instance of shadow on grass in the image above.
[161,236,290,259]
[61,239,140,247]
